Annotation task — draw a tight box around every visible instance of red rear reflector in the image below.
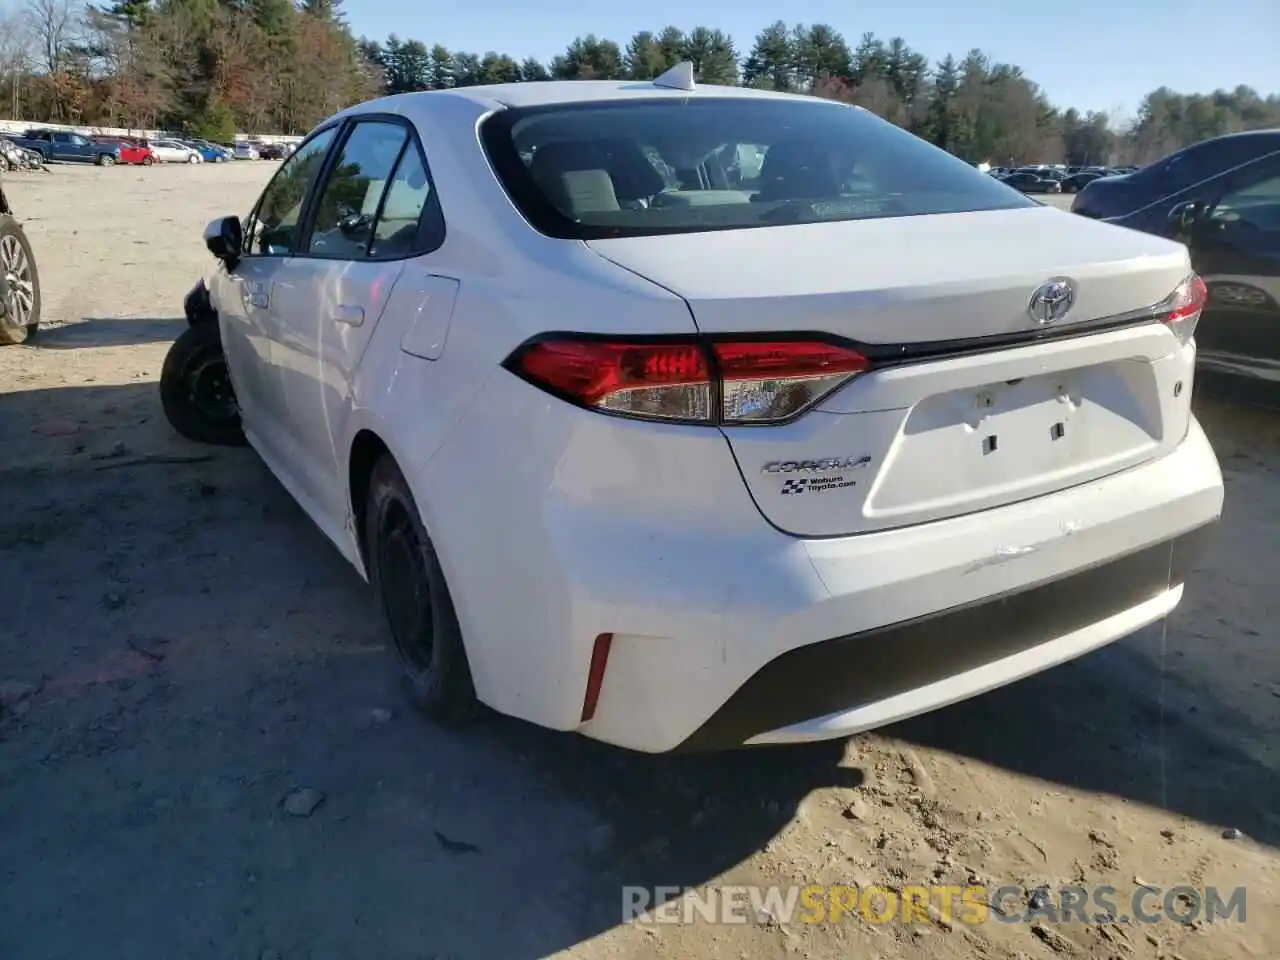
[580,633,613,723]
[507,336,870,425]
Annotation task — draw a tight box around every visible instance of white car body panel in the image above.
[267,255,408,525]
[203,80,1225,753]
[586,207,1188,343]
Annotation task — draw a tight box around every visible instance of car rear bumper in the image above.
[678,524,1207,750]
[569,419,1222,752]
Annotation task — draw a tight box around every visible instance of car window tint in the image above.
[368,145,437,258]
[243,127,338,257]
[481,97,1034,240]
[304,120,408,259]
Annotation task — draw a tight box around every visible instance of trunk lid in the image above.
[587,207,1196,537]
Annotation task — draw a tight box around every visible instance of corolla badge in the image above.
[1028,277,1076,325]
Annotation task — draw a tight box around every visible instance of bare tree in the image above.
[25,0,81,75]
[0,8,35,119]
[24,0,87,121]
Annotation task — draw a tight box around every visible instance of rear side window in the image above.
[480,97,1035,239]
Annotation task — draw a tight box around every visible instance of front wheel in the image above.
[142,156,154,166]
[366,455,479,725]
[159,323,246,446]
[187,154,199,164]
[0,215,40,345]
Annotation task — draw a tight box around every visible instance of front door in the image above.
[267,117,444,530]
[219,125,340,463]
[1180,158,1280,366]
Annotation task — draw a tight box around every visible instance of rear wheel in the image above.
[365,455,479,725]
[0,215,40,346]
[142,156,154,167]
[159,323,246,446]
[97,153,115,166]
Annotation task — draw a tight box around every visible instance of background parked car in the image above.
[233,141,260,160]
[149,138,202,163]
[8,129,121,166]
[1000,170,1063,193]
[92,136,154,166]
[257,142,289,160]
[1071,130,1280,221]
[1093,139,1280,394]
[183,139,231,162]
[1060,169,1108,193]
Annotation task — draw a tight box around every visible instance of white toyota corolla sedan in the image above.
[162,63,1224,753]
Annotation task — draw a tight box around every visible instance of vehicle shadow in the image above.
[32,316,184,349]
[0,380,1275,960]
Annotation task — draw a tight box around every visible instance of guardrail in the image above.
[0,119,301,145]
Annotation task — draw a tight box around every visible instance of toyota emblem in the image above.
[1028,278,1076,325]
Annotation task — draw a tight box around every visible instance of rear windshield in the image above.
[479,97,1035,239]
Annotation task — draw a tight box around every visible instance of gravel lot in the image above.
[1,163,1277,960]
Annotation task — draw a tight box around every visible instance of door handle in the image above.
[330,304,365,327]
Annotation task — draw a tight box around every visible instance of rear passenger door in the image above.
[267,115,448,531]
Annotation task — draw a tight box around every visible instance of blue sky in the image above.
[349,0,1280,117]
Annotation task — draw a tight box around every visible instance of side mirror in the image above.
[1169,200,1205,235]
[204,215,242,268]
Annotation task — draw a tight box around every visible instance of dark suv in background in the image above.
[1073,130,1280,401]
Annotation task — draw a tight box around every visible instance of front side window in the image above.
[243,126,338,257]
[304,120,409,259]
[480,97,1034,239]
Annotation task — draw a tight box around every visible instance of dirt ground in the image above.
[0,163,1276,960]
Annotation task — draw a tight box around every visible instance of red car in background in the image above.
[91,136,154,166]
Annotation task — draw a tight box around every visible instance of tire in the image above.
[159,323,246,446]
[142,156,154,166]
[187,154,199,164]
[97,154,115,166]
[365,455,479,725]
[0,214,41,346]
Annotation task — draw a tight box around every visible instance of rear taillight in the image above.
[505,336,871,425]
[1160,274,1207,344]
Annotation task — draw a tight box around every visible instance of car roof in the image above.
[331,77,838,127]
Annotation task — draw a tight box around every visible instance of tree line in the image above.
[1,0,1277,165]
